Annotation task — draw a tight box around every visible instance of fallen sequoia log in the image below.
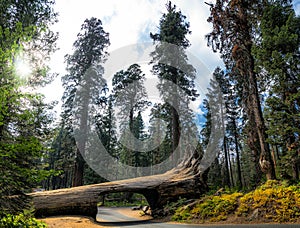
[29,152,209,219]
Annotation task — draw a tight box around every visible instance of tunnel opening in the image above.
[99,192,149,208]
[97,192,153,223]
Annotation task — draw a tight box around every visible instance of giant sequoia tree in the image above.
[150,1,198,163]
[61,18,110,187]
[206,0,276,180]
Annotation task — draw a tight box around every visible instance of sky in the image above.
[40,0,300,119]
[41,0,223,109]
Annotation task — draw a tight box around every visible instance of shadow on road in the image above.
[95,220,160,227]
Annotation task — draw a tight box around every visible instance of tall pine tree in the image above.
[150,1,198,164]
[61,17,109,187]
[112,64,148,170]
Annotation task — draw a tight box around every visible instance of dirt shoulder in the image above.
[40,216,106,228]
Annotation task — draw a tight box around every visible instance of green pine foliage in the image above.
[252,0,300,180]
[148,103,173,168]
[112,64,149,171]
[0,0,58,224]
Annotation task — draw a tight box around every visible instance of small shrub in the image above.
[0,211,46,228]
[236,180,300,222]
[210,214,227,222]
[172,192,242,222]
[172,207,191,221]
[163,197,189,216]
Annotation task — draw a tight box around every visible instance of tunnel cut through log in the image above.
[30,152,208,219]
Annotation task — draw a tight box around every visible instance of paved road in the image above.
[97,207,148,222]
[96,207,300,228]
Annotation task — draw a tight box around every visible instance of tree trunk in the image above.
[171,106,180,163]
[220,97,230,187]
[29,152,207,219]
[227,140,234,187]
[292,149,299,180]
[171,67,180,164]
[72,74,91,187]
[72,149,84,187]
[292,162,299,180]
[248,62,276,180]
[223,137,231,187]
[129,107,134,167]
[245,104,263,183]
[233,120,242,189]
[232,1,276,180]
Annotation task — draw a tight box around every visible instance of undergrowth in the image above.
[172,192,242,222]
[172,180,300,223]
[0,210,46,228]
[236,180,300,222]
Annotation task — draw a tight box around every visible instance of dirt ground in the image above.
[40,216,107,228]
[39,207,152,228]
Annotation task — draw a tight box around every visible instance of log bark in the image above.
[29,153,207,219]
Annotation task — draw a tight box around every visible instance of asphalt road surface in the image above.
[96,207,300,228]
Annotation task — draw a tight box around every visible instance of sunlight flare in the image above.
[15,55,32,79]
